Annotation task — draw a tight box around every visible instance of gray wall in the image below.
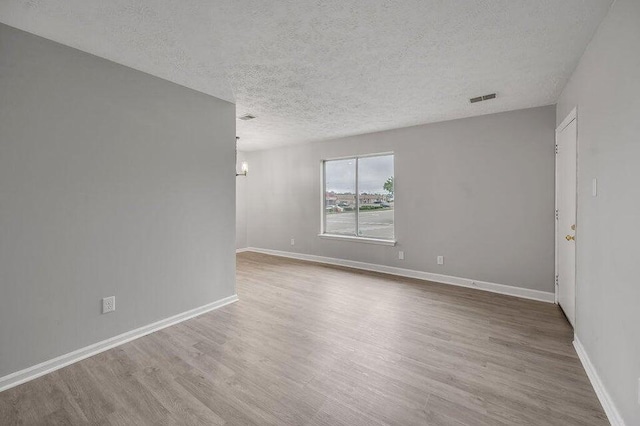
[246,106,556,293]
[236,151,248,249]
[557,0,640,423]
[0,24,236,378]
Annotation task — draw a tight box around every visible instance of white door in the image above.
[556,111,577,327]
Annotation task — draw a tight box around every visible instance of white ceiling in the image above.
[0,1,612,150]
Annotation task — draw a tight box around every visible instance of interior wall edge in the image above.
[0,294,239,394]
[243,248,555,303]
[573,337,627,426]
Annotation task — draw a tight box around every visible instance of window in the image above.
[322,153,394,243]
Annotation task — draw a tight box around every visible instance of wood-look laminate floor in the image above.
[0,252,607,425]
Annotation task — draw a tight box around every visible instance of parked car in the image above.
[325,205,343,212]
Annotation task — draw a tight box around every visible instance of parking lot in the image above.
[325,209,394,240]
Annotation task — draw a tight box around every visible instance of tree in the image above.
[383,176,394,195]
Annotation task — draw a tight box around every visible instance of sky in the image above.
[325,154,393,194]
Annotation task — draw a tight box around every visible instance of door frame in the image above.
[554,106,578,320]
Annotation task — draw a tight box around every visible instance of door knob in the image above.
[565,235,575,241]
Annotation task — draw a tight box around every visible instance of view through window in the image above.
[323,154,394,240]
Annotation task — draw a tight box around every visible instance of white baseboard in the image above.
[0,294,239,393]
[244,247,554,303]
[573,337,626,426]
[235,248,250,253]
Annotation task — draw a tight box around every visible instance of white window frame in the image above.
[319,152,396,246]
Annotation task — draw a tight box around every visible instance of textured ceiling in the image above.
[0,0,612,150]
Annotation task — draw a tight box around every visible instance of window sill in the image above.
[317,234,397,246]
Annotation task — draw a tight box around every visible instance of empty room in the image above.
[0,1,638,425]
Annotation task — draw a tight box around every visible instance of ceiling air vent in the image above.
[239,114,256,121]
[470,93,496,104]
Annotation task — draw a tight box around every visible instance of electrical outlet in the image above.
[398,251,404,260]
[592,178,598,197]
[102,296,115,314]
[290,238,295,246]
[437,255,444,265]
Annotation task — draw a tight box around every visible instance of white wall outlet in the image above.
[398,251,404,260]
[102,296,115,314]
[592,178,598,197]
[437,255,444,265]
[290,238,295,246]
